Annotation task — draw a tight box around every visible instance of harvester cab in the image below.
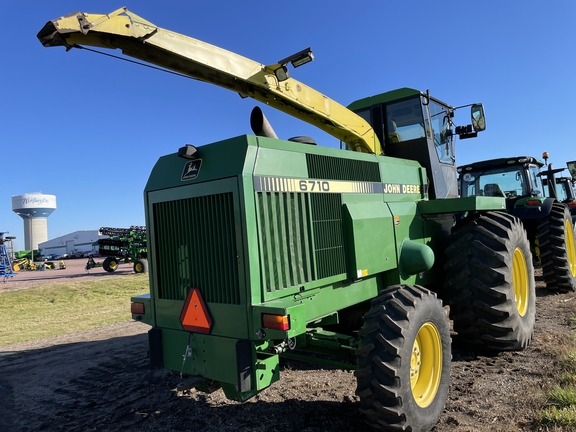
[348,89,485,199]
[38,8,536,432]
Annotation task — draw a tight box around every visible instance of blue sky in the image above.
[1,1,575,251]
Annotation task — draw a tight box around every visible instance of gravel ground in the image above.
[0,263,574,431]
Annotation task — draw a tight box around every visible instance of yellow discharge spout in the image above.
[38,7,382,154]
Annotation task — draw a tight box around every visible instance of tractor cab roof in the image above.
[458,156,544,172]
[556,177,573,183]
[347,87,454,112]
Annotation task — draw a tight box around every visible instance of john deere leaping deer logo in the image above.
[181,159,202,181]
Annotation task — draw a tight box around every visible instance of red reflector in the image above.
[180,288,212,334]
[526,200,541,205]
[131,302,145,315]
[568,202,576,207]
[262,314,290,331]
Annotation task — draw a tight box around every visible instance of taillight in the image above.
[131,302,145,315]
[262,314,290,331]
[526,200,541,206]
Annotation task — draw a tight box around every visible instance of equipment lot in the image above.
[1,256,134,292]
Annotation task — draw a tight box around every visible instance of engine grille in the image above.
[153,192,240,304]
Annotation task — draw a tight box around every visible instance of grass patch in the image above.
[0,275,149,346]
[547,387,576,409]
[539,312,576,430]
[540,404,576,429]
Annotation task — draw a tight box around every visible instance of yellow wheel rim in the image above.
[512,247,529,317]
[110,260,118,270]
[410,322,442,408]
[565,220,576,277]
[135,263,142,272]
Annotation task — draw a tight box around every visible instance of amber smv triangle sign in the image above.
[180,288,212,334]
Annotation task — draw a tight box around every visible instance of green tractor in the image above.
[39,8,537,431]
[545,160,576,224]
[97,226,148,274]
[458,155,576,292]
[552,176,576,207]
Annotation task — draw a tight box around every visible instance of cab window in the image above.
[385,97,425,142]
[529,165,543,195]
[427,100,453,164]
[556,182,569,201]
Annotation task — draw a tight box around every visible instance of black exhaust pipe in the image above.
[250,106,316,145]
[250,106,278,139]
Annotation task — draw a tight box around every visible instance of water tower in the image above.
[12,193,57,251]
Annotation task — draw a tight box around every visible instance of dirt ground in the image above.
[1,261,575,432]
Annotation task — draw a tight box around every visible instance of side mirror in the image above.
[471,103,486,132]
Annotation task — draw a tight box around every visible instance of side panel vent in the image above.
[257,192,314,292]
[153,193,240,304]
[311,194,346,279]
[306,154,381,182]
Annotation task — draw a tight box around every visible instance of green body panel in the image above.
[417,196,506,214]
[252,144,310,178]
[388,201,431,285]
[160,328,279,391]
[251,276,382,338]
[155,300,249,339]
[342,202,396,279]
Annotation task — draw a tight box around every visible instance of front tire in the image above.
[445,211,535,351]
[538,202,576,292]
[355,285,451,432]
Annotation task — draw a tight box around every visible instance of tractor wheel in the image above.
[102,257,119,273]
[133,259,149,274]
[537,203,576,292]
[444,211,535,351]
[355,284,451,432]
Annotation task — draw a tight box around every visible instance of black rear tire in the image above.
[133,259,149,274]
[355,285,451,432]
[444,211,535,351]
[537,202,576,292]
